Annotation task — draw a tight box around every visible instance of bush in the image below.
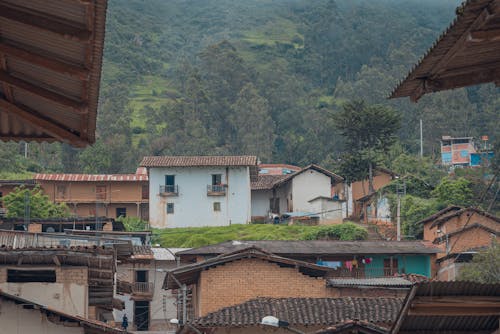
[117,216,148,231]
[301,222,368,241]
[3,186,69,218]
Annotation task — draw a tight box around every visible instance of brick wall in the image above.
[446,226,496,256]
[56,267,88,285]
[197,258,330,316]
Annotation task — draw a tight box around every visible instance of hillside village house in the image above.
[418,206,499,280]
[140,156,258,228]
[251,164,346,224]
[34,169,149,220]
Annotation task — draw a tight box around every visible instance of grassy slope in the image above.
[153,223,367,248]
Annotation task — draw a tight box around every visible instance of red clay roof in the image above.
[140,155,258,167]
[251,174,288,190]
[430,207,500,228]
[34,173,148,182]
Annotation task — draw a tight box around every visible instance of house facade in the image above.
[34,169,149,220]
[251,165,346,224]
[141,156,257,228]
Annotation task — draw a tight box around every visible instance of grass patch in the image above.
[153,222,367,248]
[241,18,303,48]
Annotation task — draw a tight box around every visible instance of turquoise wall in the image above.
[364,255,430,277]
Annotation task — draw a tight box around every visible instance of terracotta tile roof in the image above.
[34,173,148,182]
[316,321,389,334]
[429,207,500,228]
[416,206,463,225]
[131,245,154,259]
[251,174,288,190]
[140,155,258,167]
[433,223,500,244]
[191,297,403,327]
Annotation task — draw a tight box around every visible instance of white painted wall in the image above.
[148,166,251,228]
[0,301,85,334]
[251,190,272,217]
[291,170,331,212]
[308,198,344,224]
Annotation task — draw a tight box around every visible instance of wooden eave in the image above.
[390,0,500,101]
[0,0,107,147]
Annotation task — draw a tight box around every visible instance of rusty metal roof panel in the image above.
[0,0,107,146]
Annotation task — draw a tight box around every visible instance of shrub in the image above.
[117,216,148,231]
[301,222,368,241]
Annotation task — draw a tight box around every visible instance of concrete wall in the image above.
[250,189,272,218]
[308,198,344,224]
[148,166,251,228]
[291,169,331,213]
[0,299,85,334]
[0,266,88,317]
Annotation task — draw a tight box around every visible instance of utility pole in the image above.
[420,119,423,157]
[396,194,401,241]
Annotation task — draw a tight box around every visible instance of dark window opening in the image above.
[213,202,221,212]
[166,203,174,214]
[165,175,175,186]
[212,174,222,185]
[134,300,150,331]
[135,270,148,283]
[116,207,127,218]
[141,185,149,200]
[8,269,56,283]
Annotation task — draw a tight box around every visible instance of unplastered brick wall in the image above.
[424,212,499,242]
[197,258,329,316]
[445,226,496,257]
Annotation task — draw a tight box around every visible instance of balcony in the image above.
[131,282,154,299]
[207,184,226,196]
[327,267,400,279]
[159,185,178,196]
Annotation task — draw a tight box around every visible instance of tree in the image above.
[333,100,401,191]
[459,241,500,283]
[3,186,69,218]
[431,177,474,207]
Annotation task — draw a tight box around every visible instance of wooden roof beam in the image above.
[0,70,87,112]
[408,295,500,316]
[0,4,91,43]
[0,43,90,80]
[0,98,87,147]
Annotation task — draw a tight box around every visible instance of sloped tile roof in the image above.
[191,297,403,327]
[251,174,288,190]
[140,155,257,167]
[34,173,148,182]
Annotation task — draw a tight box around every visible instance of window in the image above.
[7,269,56,283]
[96,185,107,200]
[165,175,175,186]
[116,207,127,218]
[212,174,222,185]
[56,185,67,199]
[135,270,148,283]
[141,184,149,200]
[213,202,221,212]
[166,203,174,214]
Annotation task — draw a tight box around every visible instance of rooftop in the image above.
[251,174,287,190]
[390,0,500,101]
[191,297,403,328]
[327,277,414,288]
[176,240,441,257]
[0,0,107,146]
[140,155,258,167]
[34,173,148,182]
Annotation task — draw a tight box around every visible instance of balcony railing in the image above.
[207,184,226,196]
[131,282,154,295]
[327,267,400,279]
[160,185,179,196]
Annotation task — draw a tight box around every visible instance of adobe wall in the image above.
[0,266,88,317]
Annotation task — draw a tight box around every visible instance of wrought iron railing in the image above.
[160,185,178,195]
[207,184,226,194]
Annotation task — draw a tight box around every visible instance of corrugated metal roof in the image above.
[152,247,191,261]
[140,155,258,167]
[34,173,148,182]
[0,0,107,146]
[327,277,413,288]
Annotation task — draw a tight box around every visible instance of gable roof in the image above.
[163,246,334,289]
[430,207,500,228]
[390,0,500,101]
[416,206,463,225]
[272,164,344,188]
[0,0,107,147]
[140,155,258,168]
[391,281,500,334]
[433,222,500,244]
[175,240,441,258]
[191,297,403,328]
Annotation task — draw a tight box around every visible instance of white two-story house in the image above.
[140,156,258,228]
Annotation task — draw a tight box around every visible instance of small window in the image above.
[165,175,175,186]
[96,185,107,200]
[212,174,222,185]
[8,269,56,283]
[213,202,221,212]
[116,207,127,218]
[166,203,174,214]
[56,185,67,199]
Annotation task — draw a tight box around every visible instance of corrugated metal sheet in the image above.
[0,0,107,146]
[327,277,413,288]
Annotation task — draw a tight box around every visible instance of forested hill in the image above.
[1,0,498,176]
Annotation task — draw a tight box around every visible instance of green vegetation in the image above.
[459,241,500,283]
[153,222,367,248]
[3,186,69,218]
[117,216,149,231]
